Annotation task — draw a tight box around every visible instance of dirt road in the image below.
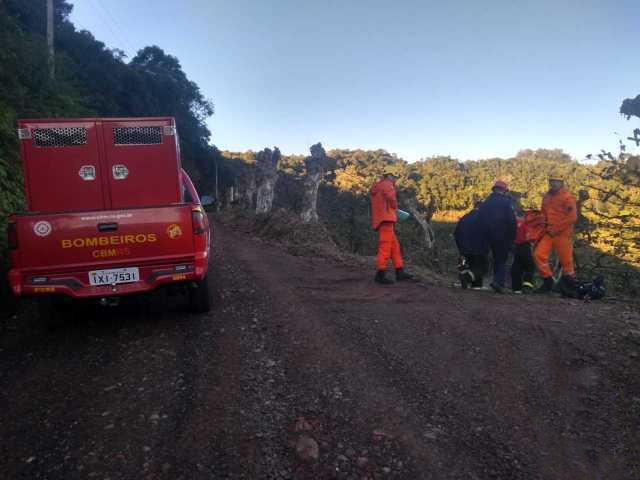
[1,219,639,479]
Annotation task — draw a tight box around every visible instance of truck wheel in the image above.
[22,297,66,331]
[42,297,71,330]
[189,272,211,313]
[146,287,168,316]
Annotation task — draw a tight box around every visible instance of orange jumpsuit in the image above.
[533,188,577,278]
[370,178,404,271]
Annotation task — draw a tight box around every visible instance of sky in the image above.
[70,0,640,162]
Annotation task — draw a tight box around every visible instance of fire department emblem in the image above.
[33,220,52,237]
[167,224,182,239]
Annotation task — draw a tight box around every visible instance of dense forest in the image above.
[1,0,639,296]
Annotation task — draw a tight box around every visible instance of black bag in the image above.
[560,275,605,300]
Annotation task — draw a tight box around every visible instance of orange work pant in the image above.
[533,233,575,278]
[376,222,403,271]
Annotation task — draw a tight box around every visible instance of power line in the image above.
[86,0,126,49]
[86,0,134,56]
[94,0,136,55]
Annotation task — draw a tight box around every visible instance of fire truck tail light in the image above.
[8,222,18,250]
[192,209,206,235]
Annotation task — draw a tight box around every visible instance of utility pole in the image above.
[215,159,219,199]
[214,157,220,211]
[46,0,55,80]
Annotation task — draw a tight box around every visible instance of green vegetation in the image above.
[222,143,640,294]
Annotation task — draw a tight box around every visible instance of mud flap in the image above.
[146,286,169,316]
[21,296,68,331]
[189,272,211,313]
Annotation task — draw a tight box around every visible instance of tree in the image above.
[240,169,256,209]
[330,149,404,195]
[398,188,435,249]
[255,147,281,214]
[301,143,335,223]
[620,95,640,120]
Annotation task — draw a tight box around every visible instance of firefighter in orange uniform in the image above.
[370,170,413,284]
[533,176,578,293]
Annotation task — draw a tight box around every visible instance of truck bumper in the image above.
[9,260,207,299]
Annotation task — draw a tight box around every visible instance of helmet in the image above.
[382,164,399,177]
[493,180,508,190]
[548,170,565,181]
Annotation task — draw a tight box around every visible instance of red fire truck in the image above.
[6,117,211,320]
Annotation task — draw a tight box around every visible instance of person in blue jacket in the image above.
[477,180,517,293]
[454,201,489,289]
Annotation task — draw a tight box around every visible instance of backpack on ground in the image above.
[559,275,606,300]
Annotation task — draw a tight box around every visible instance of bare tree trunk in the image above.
[300,143,333,223]
[256,176,277,214]
[404,201,435,249]
[399,191,436,249]
[255,148,281,214]
[240,172,256,210]
[232,179,239,204]
[224,186,233,208]
[301,171,322,223]
[244,185,256,209]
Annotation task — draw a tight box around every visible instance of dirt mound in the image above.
[252,210,337,250]
[217,210,444,285]
[219,209,359,261]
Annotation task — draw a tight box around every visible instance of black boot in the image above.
[459,272,469,289]
[559,275,578,297]
[535,277,554,294]
[375,270,394,285]
[395,268,414,281]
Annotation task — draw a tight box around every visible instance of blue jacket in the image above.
[477,192,517,246]
[454,209,488,255]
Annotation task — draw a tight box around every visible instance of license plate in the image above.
[88,267,139,286]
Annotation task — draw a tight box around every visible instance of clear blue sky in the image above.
[70,0,640,162]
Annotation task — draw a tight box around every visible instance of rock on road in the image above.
[1,218,639,479]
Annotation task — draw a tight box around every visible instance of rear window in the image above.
[33,127,87,147]
[182,181,194,203]
[113,126,162,145]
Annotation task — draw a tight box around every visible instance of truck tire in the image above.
[21,297,66,331]
[146,286,168,316]
[42,297,71,330]
[189,272,211,313]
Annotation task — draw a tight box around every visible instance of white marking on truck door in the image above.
[33,221,52,237]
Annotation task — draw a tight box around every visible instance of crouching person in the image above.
[454,202,489,289]
[370,170,413,284]
[477,181,517,293]
[511,213,535,293]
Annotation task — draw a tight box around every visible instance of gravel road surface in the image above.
[1,219,639,479]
